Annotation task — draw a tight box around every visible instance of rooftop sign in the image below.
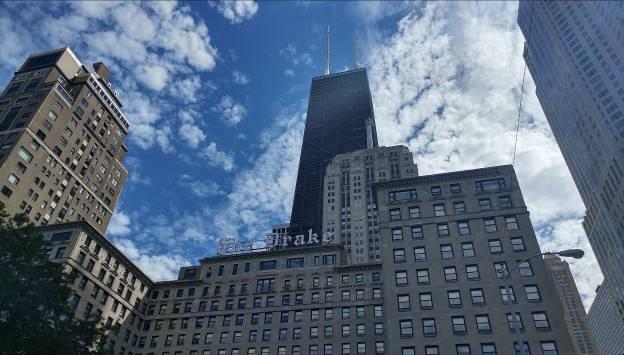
[216,229,335,256]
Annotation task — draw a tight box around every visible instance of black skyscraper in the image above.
[290,68,378,235]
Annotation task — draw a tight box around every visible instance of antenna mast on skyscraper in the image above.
[325,25,331,76]
[355,31,361,69]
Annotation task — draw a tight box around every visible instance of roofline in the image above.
[35,221,155,287]
[200,244,343,264]
[312,67,366,81]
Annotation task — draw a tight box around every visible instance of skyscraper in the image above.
[518,0,624,324]
[322,145,418,263]
[544,255,597,355]
[290,68,378,236]
[0,48,130,234]
[588,282,624,355]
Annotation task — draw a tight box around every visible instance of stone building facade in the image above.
[322,145,417,263]
[0,48,130,234]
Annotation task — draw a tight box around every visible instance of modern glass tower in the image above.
[518,0,624,325]
[290,68,378,235]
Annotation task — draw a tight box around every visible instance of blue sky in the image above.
[0,1,602,307]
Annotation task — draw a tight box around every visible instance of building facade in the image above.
[372,165,574,354]
[37,221,153,352]
[588,282,624,355]
[518,0,624,326]
[322,145,418,263]
[0,48,130,234]
[543,255,597,355]
[290,68,379,236]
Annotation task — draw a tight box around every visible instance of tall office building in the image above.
[0,48,130,234]
[322,145,418,263]
[543,255,597,355]
[588,282,624,355]
[290,68,378,236]
[518,0,624,325]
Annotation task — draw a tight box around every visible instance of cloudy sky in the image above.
[0,1,601,308]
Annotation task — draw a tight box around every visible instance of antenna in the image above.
[355,31,361,69]
[325,25,331,76]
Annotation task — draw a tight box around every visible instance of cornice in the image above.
[200,244,343,264]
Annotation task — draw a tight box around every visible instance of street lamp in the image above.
[504,249,584,355]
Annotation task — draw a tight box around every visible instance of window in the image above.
[483,218,497,232]
[499,195,512,208]
[390,208,401,220]
[475,178,506,191]
[481,344,496,355]
[447,290,462,307]
[470,289,485,305]
[494,262,508,279]
[505,216,519,230]
[286,258,304,268]
[259,260,277,271]
[18,147,33,163]
[441,244,454,259]
[422,318,436,336]
[433,204,445,216]
[452,316,466,334]
[475,315,491,333]
[389,189,417,201]
[457,221,470,235]
[453,201,465,214]
[461,242,474,257]
[374,322,383,335]
[506,313,524,332]
[500,286,516,304]
[425,346,439,355]
[518,261,533,276]
[466,265,480,280]
[525,285,541,301]
[532,312,550,330]
[456,345,471,355]
[489,239,502,254]
[450,183,461,193]
[444,266,457,282]
[479,198,491,211]
[399,320,413,337]
[393,248,406,263]
[392,228,403,241]
[8,174,19,186]
[397,295,410,311]
[541,342,558,355]
[414,246,426,261]
[437,224,449,237]
[408,206,420,218]
[375,341,384,354]
[256,278,275,293]
[431,186,442,196]
[401,348,415,355]
[416,269,429,284]
[374,305,383,317]
[411,225,423,239]
[511,237,526,251]
[395,271,408,286]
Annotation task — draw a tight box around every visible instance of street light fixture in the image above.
[504,249,584,355]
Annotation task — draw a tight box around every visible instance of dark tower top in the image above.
[290,68,378,235]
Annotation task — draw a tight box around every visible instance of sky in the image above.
[0,1,602,308]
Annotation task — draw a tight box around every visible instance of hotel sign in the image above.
[217,229,335,255]
[264,229,335,249]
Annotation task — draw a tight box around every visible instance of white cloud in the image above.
[284,69,295,77]
[232,70,250,85]
[112,238,191,281]
[107,210,132,236]
[201,142,236,172]
[178,174,223,198]
[136,65,169,91]
[213,95,247,126]
[209,1,259,24]
[179,123,207,148]
[279,43,313,66]
[366,1,599,308]
[125,156,152,185]
[169,76,202,103]
[213,106,305,239]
